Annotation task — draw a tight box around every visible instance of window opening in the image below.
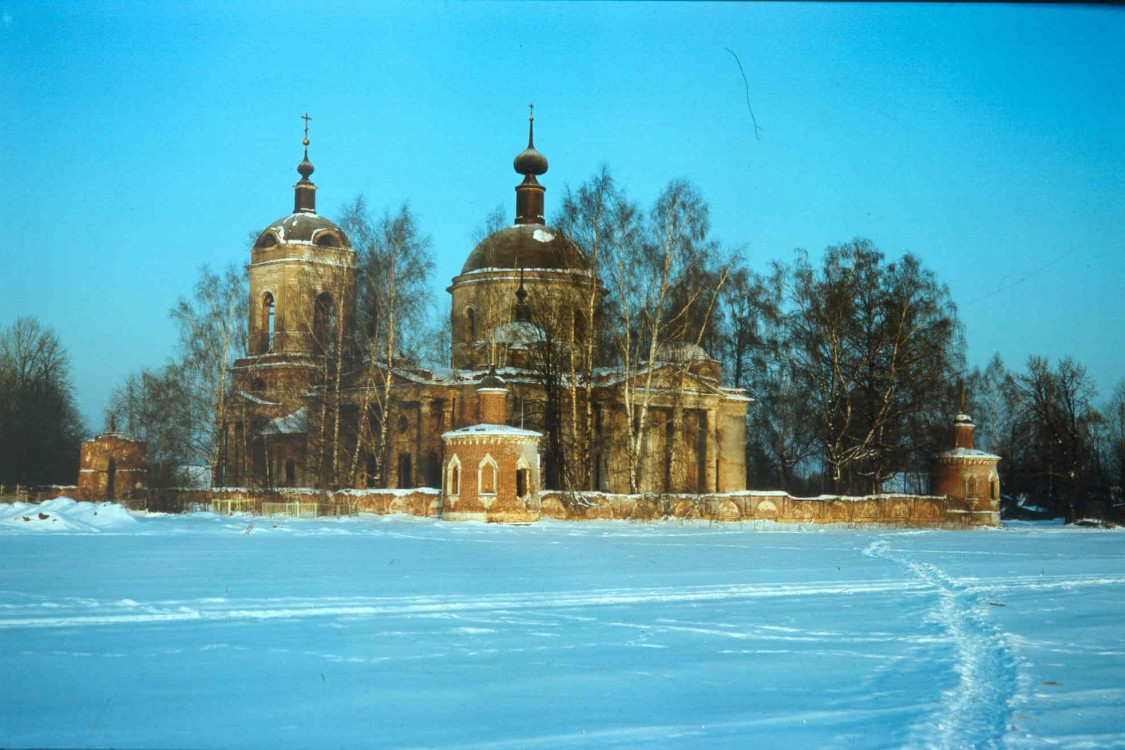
[314,293,336,354]
[479,454,497,495]
[398,453,413,489]
[106,455,117,499]
[262,293,276,352]
[447,456,461,496]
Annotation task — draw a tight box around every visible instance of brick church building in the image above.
[221,115,750,499]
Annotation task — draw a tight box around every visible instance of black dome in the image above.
[513,146,548,176]
[255,213,351,248]
[460,224,587,275]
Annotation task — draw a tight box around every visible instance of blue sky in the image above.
[2,1,1122,430]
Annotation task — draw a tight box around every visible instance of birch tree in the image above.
[554,165,627,489]
[602,179,731,493]
[169,264,247,485]
[339,197,434,488]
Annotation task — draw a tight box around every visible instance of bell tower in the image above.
[244,115,356,365]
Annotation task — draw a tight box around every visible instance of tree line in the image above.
[6,166,1119,521]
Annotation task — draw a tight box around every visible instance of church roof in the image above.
[442,423,541,439]
[255,213,351,248]
[936,447,1000,460]
[460,224,588,275]
[253,117,351,249]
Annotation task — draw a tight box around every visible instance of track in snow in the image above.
[864,538,1021,749]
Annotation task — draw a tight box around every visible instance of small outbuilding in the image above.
[77,421,147,500]
[932,412,1000,525]
[441,367,541,523]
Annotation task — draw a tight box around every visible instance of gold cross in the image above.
[301,112,312,143]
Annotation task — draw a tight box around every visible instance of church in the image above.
[220,113,750,505]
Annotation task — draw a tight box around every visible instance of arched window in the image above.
[466,307,477,341]
[314,292,336,354]
[479,454,498,495]
[262,293,276,352]
[314,232,341,248]
[990,476,1000,501]
[447,455,461,496]
[516,456,533,499]
[573,310,587,342]
[254,231,279,249]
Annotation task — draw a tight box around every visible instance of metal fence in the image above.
[210,497,257,515]
[260,501,355,518]
[0,485,32,503]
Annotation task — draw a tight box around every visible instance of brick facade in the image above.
[931,413,1001,525]
[77,433,147,500]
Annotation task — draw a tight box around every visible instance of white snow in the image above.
[443,423,541,438]
[938,447,1001,459]
[0,498,138,533]
[1,508,1123,748]
[532,228,556,243]
[262,406,308,435]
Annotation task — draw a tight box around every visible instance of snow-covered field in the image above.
[1,499,1123,749]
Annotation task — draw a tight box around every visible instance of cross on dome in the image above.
[301,112,313,147]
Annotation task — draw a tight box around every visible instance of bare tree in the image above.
[1102,380,1125,504]
[1009,356,1103,521]
[106,365,194,487]
[602,179,731,493]
[782,241,961,494]
[554,165,627,489]
[339,197,434,488]
[729,264,819,492]
[170,264,247,485]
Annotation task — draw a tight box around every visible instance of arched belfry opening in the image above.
[262,293,275,352]
[314,292,336,354]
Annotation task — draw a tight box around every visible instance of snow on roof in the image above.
[459,267,594,278]
[442,423,541,439]
[937,447,1000,460]
[237,390,280,406]
[492,320,544,347]
[262,407,308,436]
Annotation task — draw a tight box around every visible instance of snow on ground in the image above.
[0,497,138,533]
[1,502,1123,749]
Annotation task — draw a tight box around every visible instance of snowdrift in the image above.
[0,497,138,532]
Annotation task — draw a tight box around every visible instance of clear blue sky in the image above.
[2,1,1122,431]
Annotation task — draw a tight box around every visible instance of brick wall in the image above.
[538,490,998,527]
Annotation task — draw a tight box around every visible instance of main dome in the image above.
[460,224,588,275]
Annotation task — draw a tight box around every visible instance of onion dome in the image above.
[478,364,507,392]
[513,105,548,176]
[513,270,532,322]
[514,104,548,225]
[294,113,317,214]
